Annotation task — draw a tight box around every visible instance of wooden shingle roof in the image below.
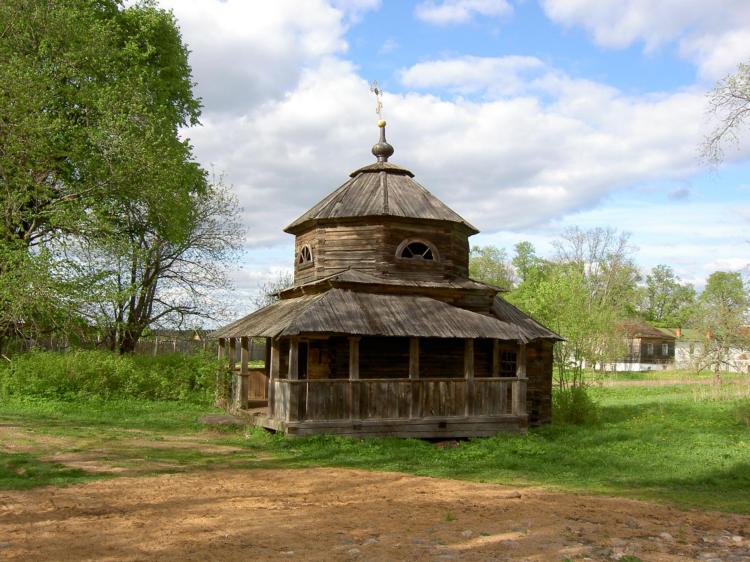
[212,289,561,342]
[284,162,478,234]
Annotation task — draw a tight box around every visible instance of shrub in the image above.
[0,350,225,403]
[553,385,599,425]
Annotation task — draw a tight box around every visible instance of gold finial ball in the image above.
[377,119,386,128]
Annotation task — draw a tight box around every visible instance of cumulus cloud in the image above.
[400,55,545,96]
[541,0,750,80]
[159,0,368,113]
[157,0,750,304]
[414,0,512,26]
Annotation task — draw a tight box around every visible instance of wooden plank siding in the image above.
[271,377,523,422]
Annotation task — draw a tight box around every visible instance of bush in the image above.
[0,350,225,403]
[553,385,599,425]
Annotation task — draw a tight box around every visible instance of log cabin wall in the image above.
[293,219,472,285]
[382,222,469,280]
[526,340,553,425]
[294,224,386,284]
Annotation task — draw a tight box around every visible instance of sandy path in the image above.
[1,468,749,561]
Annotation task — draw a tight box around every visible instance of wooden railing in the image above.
[270,377,526,422]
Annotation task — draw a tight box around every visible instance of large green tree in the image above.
[509,227,640,385]
[640,264,696,327]
[692,271,750,373]
[469,245,514,290]
[0,0,223,352]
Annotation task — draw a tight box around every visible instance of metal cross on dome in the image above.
[369,80,384,120]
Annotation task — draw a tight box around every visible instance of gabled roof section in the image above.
[284,163,478,234]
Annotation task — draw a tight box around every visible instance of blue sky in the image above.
[158,0,750,311]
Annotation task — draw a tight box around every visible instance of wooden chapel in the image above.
[213,119,561,438]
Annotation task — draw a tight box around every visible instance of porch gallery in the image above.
[213,120,561,438]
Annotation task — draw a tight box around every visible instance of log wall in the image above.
[293,220,471,286]
[526,339,553,425]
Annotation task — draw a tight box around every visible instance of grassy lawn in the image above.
[1,383,749,513]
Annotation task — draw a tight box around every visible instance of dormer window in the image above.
[397,239,438,261]
[298,245,313,267]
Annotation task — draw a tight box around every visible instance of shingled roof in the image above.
[212,289,561,342]
[284,161,478,234]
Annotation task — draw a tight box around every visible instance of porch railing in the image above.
[269,377,526,422]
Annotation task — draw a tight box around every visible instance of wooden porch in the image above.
[220,335,529,438]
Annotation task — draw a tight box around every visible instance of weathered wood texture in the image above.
[525,340,553,425]
[293,221,471,285]
[285,163,477,235]
[272,377,524,423]
[213,291,560,344]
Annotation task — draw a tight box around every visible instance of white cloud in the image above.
[158,0,750,308]
[414,0,512,26]
[400,55,545,96]
[159,0,363,113]
[541,0,750,80]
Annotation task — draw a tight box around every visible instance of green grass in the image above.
[0,451,94,490]
[1,383,749,513]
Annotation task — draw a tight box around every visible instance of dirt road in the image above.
[1,468,749,561]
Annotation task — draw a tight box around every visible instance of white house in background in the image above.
[674,328,750,374]
[611,321,676,372]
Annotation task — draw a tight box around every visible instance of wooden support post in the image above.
[349,336,360,420]
[409,337,419,419]
[237,336,249,409]
[216,338,226,403]
[409,337,419,379]
[464,338,475,417]
[287,337,300,421]
[269,338,280,417]
[492,340,500,377]
[264,338,271,376]
[288,337,299,380]
[513,342,528,416]
[228,337,237,370]
[516,342,527,379]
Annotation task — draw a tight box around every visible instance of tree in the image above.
[509,227,640,385]
[0,0,212,349]
[692,271,750,373]
[703,61,750,162]
[640,265,696,327]
[252,272,294,310]
[469,245,514,289]
[512,241,542,283]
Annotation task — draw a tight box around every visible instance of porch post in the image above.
[464,338,475,417]
[288,336,299,380]
[513,342,527,416]
[409,337,419,379]
[349,336,360,419]
[228,337,237,370]
[409,337,419,419]
[288,336,300,420]
[217,338,226,403]
[492,340,500,377]
[269,337,280,417]
[237,336,249,409]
